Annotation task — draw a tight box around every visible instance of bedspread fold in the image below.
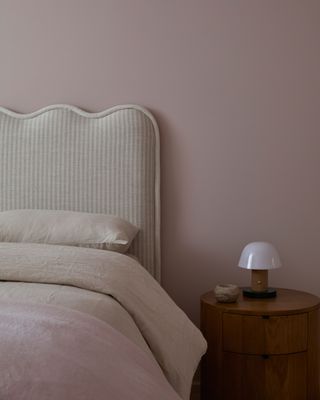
[0,243,207,400]
[0,302,181,400]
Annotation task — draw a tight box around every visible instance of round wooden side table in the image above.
[201,288,320,400]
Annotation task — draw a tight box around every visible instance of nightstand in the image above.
[201,288,320,400]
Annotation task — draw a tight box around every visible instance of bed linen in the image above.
[0,302,180,400]
[0,209,139,252]
[0,282,151,354]
[0,242,207,400]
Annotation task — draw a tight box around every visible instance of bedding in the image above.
[0,209,139,253]
[0,242,206,400]
[0,303,180,400]
[0,282,152,354]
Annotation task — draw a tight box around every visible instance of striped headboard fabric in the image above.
[0,105,160,281]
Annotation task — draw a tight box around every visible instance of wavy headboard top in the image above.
[0,104,160,280]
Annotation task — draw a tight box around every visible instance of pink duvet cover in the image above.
[0,243,207,399]
[0,302,181,400]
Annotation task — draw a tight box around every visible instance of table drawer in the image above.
[223,313,307,354]
[222,351,307,400]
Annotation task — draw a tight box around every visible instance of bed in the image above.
[0,104,206,400]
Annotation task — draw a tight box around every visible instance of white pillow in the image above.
[0,210,139,253]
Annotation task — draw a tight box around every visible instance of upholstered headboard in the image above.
[0,104,160,281]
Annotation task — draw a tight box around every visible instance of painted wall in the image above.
[1,0,320,324]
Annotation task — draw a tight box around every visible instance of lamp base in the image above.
[243,287,277,298]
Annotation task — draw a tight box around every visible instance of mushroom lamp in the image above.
[238,242,281,298]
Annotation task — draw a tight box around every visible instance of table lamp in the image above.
[238,242,281,298]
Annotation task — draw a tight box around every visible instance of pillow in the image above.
[0,210,139,253]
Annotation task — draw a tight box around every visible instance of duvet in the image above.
[0,243,206,400]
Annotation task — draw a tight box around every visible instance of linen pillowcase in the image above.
[0,209,139,253]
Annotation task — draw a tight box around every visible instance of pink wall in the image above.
[1,0,320,324]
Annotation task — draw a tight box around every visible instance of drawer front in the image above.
[223,313,307,354]
[222,352,307,400]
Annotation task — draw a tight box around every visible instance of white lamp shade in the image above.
[238,242,282,270]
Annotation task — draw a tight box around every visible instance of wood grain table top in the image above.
[201,288,320,315]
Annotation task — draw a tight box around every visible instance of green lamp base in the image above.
[243,287,277,298]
